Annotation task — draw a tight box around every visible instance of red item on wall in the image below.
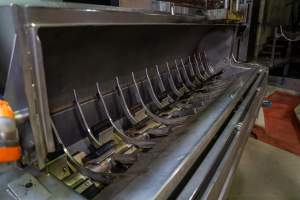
[252,91,300,156]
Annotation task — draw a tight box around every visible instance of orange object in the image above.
[0,100,20,162]
[0,146,21,163]
[252,91,300,156]
[0,100,14,119]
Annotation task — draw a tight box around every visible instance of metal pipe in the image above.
[224,0,229,9]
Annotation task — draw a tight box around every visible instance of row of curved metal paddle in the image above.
[51,52,234,186]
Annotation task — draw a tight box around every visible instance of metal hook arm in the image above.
[155,65,167,93]
[188,56,196,77]
[131,72,187,126]
[180,58,196,89]
[199,52,217,78]
[193,54,206,81]
[50,118,114,184]
[96,82,155,149]
[174,60,191,93]
[174,59,184,84]
[197,52,211,79]
[202,51,215,74]
[145,68,166,109]
[96,83,127,137]
[188,56,202,86]
[155,65,175,103]
[115,77,138,125]
[73,89,102,148]
[166,62,184,98]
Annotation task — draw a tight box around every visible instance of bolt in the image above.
[25,182,33,188]
[62,166,68,172]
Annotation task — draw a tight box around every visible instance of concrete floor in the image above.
[229,77,300,200]
[228,136,300,200]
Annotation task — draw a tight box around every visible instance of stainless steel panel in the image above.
[0,3,265,200]
[96,67,259,200]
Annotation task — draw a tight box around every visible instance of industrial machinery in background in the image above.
[155,0,249,21]
[63,0,249,22]
[255,0,300,79]
[204,0,248,21]
[0,1,267,200]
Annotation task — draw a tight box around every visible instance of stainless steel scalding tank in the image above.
[0,2,267,200]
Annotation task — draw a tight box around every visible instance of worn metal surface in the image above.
[178,68,267,200]
[8,173,51,200]
[0,167,84,200]
[0,2,266,200]
[96,66,263,200]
